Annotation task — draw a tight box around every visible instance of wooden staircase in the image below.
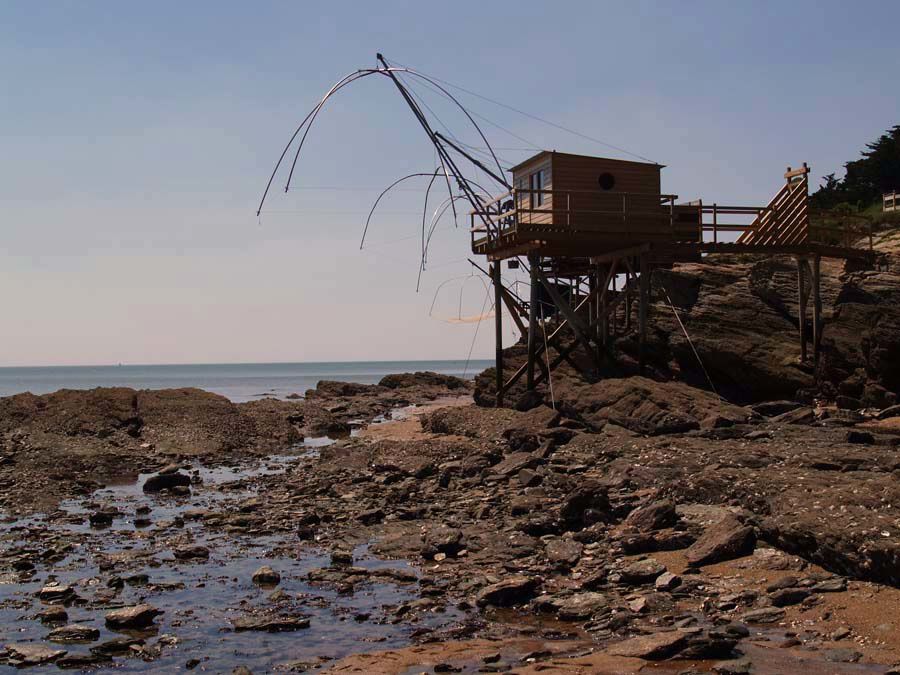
[737,164,810,246]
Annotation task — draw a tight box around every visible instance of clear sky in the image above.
[2,1,898,367]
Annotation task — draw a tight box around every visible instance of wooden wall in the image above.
[513,154,554,225]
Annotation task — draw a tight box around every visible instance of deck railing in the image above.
[469,188,682,245]
[885,191,898,213]
[470,177,874,254]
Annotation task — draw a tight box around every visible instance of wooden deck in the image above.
[471,165,874,264]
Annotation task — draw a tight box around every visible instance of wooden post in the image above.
[526,254,539,391]
[797,256,808,362]
[639,254,649,373]
[600,265,608,347]
[493,261,504,407]
[625,266,632,331]
[812,254,822,364]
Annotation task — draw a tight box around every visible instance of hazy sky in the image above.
[2,1,898,367]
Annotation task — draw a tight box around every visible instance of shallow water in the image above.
[0,438,464,672]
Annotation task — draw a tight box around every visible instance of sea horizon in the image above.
[0,359,494,403]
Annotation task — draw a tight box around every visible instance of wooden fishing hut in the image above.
[470,151,876,405]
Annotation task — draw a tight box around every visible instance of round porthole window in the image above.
[598,172,616,190]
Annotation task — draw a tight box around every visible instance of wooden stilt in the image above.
[797,256,808,362]
[492,262,504,407]
[526,254,539,391]
[812,254,822,364]
[601,264,609,348]
[625,266,632,331]
[639,255,649,373]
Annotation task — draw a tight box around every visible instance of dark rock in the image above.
[811,577,847,593]
[620,529,695,554]
[712,659,753,675]
[90,637,143,655]
[876,404,900,420]
[38,607,68,623]
[56,652,112,668]
[654,571,682,591]
[619,557,667,584]
[378,371,467,390]
[559,483,610,530]
[251,566,281,585]
[423,525,465,558]
[686,514,756,566]
[846,430,875,445]
[769,587,809,607]
[4,643,67,667]
[47,624,100,643]
[105,604,162,629]
[771,407,815,425]
[142,471,191,493]
[544,538,583,569]
[232,615,311,632]
[357,508,384,525]
[555,592,608,620]
[823,648,862,663]
[475,576,540,607]
[606,631,687,659]
[623,500,677,532]
[173,545,210,561]
[38,583,75,603]
[751,400,803,417]
[739,607,785,624]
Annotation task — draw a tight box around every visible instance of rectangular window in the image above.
[529,170,544,208]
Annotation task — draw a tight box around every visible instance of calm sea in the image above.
[0,360,493,403]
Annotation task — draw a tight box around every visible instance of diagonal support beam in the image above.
[535,267,602,372]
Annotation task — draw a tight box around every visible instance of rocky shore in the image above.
[0,370,897,672]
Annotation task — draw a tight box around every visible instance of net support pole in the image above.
[526,254,539,391]
[797,256,808,362]
[639,254,649,373]
[812,254,822,365]
[493,261,504,407]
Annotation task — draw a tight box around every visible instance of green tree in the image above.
[810,125,900,210]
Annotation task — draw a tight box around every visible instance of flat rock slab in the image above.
[105,604,162,629]
[606,631,687,659]
[739,607,785,624]
[555,592,608,620]
[5,643,67,666]
[619,558,667,584]
[231,615,310,632]
[47,624,101,643]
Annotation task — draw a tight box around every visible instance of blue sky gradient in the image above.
[2,1,898,365]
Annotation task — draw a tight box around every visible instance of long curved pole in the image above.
[360,169,440,249]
